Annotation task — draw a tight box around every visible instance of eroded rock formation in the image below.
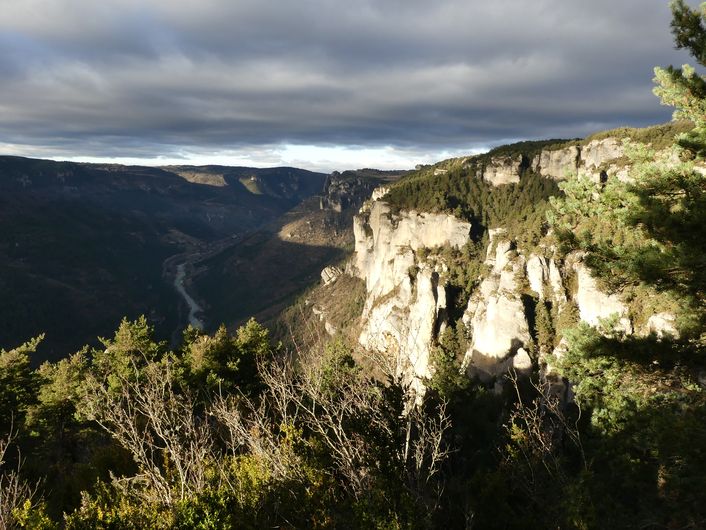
[347,137,677,393]
[353,200,471,392]
[482,155,524,185]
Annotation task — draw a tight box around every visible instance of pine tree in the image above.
[549,0,706,322]
[656,0,706,157]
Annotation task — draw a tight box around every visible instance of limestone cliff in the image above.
[345,134,684,393]
[462,231,531,379]
[531,138,627,182]
[352,199,471,392]
[479,138,627,186]
[351,190,674,394]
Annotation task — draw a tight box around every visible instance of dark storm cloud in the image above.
[0,0,696,161]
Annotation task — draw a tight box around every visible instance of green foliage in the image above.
[385,165,559,250]
[547,143,705,334]
[485,139,578,159]
[23,350,102,516]
[551,321,706,527]
[91,316,166,393]
[12,500,57,530]
[64,483,169,530]
[28,351,87,430]
[441,241,487,310]
[181,318,269,395]
[429,323,470,398]
[584,120,694,151]
[534,300,555,354]
[531,6,706,522]
[0,336,42,436]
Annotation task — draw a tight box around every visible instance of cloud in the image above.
[0,0,695,169]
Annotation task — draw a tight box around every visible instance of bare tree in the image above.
[0,427,40,530]
[250,343,451,501]
[82,357,214,506]
[210,391,305,489]
[82,325,452,516]
[503,370,585,504]
[404,400,452,499]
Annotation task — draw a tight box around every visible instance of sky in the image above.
[0,0,697,173]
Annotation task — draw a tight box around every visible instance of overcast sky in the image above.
[0,0,696,172]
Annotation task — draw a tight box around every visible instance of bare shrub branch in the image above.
[82,358,214,506]
[0,426,41,530]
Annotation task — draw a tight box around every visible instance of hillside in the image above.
[0,156,327,361]
[191,169,406,330]
[266,117,706,526]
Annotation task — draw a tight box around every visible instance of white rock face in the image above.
[646,313,679,339]
[462,235,531,378]
[532,146,580,180]
[354,200,471,392]
[321,266,342,286]
[581,138,624,171]
[578,138,626,183]
[353,200,470,293]
[549,258,567,304]
[513,348,533,373]
[370,185,390,202]
[531,138,627,183]
[574,261,632,333]
[483,155,523,186]
[526,254,549,299]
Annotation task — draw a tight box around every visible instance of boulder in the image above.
[574,261,632,333]
[321,265,342,286]
[646,313,679,339]
[512,348,533,373]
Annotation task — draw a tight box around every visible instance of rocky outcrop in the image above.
[346,136,680,393]
[370,185,391,202]
[581,138,623,171]
[462,232,531,378]
[353,200,471,392]
[579,138,630,183]
[320,171,381,212]
[359,266,448,392]
[526,254,549,299]
[482,155,524,186]
[351,196,657,390]
[321,266,342,286]
[646,313,679,339]
[311,305,338,336]
[532,146,580,180]
[531,138,626,183]
[353,201,471,293]
[572,259,632,333]
[352,197,680,390]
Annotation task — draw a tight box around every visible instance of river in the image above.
[174,263,205,329]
